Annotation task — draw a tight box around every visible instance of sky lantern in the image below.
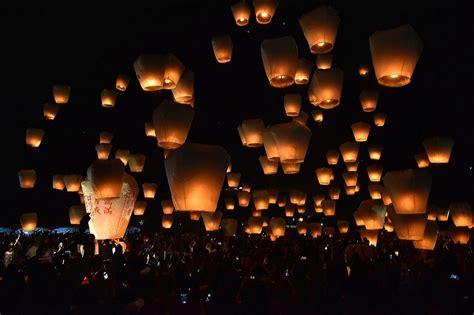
[381,189,392,206]
[437,207,450,222]
[345,161,359,172]
[297,205,306,214]
[342,171,358,187]
[202,211,223,231]
[172,69,194,106]
[259,156,278,175]
[422,137,454,164]
[351,122,371,142]
[326,149,339,165]
[161,200,174,214]
[388,206,427,241]
[271,122,312,163]
[285,204,295,217]
[368,145,383,160]
[253,0,279,24]
[296,222,307,235]
[295,58,313,84]
[292,111,309,125]
[64,175,83,192]
[240,118,265,147]
[69,205,86,225]
[87,159,124,199]
[21,212,38,232]
[224,197,235,210]
[359,200,386,230]
[227,172,241,187]
[43,102,59,120]
[414,152,430,168]
[367,165,383,182]
[328,185,340,200]
[281,162,301,174]
[144,122,156,137]
[353,210,365,226]
[133,201,147,216]
[383,169,431,214]
[165,143,229,212]
[270,217,286,238]
[248,217,263,234]
[253,189,269,210]
[18,170,37,188]
[284,94,301,117]
[372,112,387,127]
[251,209,262,217]
[261,36,298,88]
[308,68,343,109]
[311,109,323,123]
[163,54,185,89]
[337,220,349,234]
[221,218,238,236]
[308,223,322,238]
[313,194,325,207]
[368,184,384,200]
[95,144,112,160]
[262,128,280,161]
[450,202,473,227]
[161,214,173,229]
[358,64,370,77]
[99,131,114,144]
[134,54,165,91]
[231,0,251,26]
[322,199,336,216]
[153,100,194,150]
[359,89,379,112]
[412,221,438,250]
[83,173,138,240]
[384,220,394,232]
[277,195,287,207]
[212,35,233,63]
[268,188,278,204]
[344,184,356,196]
[299,5,340,54]
[316,54,333,69]
[290,190,306,206]
[369,24,423,87]
[128,154,146,172]
[188,212,200,221]
[241,182,252,192]
[315,167,333,186]
[100,89,118,108]
[339,142,359,162]
[52,175,65,190]
[115,149,130,166]
[25,128,44,148]
[52,84,71,104]
[447,227,470,245]
[143,183,157,199]
[359,228,379,246]
[115,74,130,91]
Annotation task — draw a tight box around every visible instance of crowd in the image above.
[0,228,473,314]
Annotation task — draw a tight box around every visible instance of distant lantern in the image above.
[308,68,343,109]
[129,154,146,173]
[260,36,298,88]
[342,171,358,187]
[240,118,265,147]
[202,211,223,232]
[285,204,295,217]
[52,175,65,190]
[163,54,185,89]
[52,84,71,104]
[359,228,379,246]
[172,69,194,106]
[292,111,309,126]
[253,189,269,210]
[83,173,138,240]
[100,89,118,108]
[224,197,235,210]
[316,54,333,69]
[368,145,383,160]
[328,185,340,200]
[384,220,394,232]
[326,149,340,165]
[339,142,359,163]
[373,113,387,127]
[284,94,301,117]
[450,202,473,227]
[115,149,130,166]
[345,184,356,196]
[337,220,349,234]
[241,182,252,192]
[313,194,325,207]
[415,152,430,168]
[43,102,59,120]
[190,212,201,221]
[358,64,370,77]
[153,100,194,150]
[359,200,386,230]
[369,24,423,87]
[290,190,306,206]
[388,207,427,240]
[134,54,165,91]
[248,217,263,234]
[315,167,333,186]
[231,0,251,26]
[422,137,454,164]
[297,205,306,214]
[345,161,359,172]
[299,5,340,54]
[381,189,392,206]
[252,209,262,217]
[281,162,301,174]
[312,109,324,123]
[296,222,307,235]
[227,172,241,187]
[95,144,112,160]
[143,183,157,199]
[383,169,431,214]
[268,188,278,204]
[21,213,38,232]
[162,214,173,229]
[308,223,322,238]
[145,122,156,137]
[221,218,238,236]
[367,165,383,182]
[262,128,280,161]
[295,58,313,84]
[259,156,278,175]
[87,159,125,199]
[353,210,365,226]
[270,217,286,238]
[437,207,450,222]
[161,200,174,214]
[314,205,323,213]
[448,227,470,245]
[413,221,438,250]
[359,90,379,112]
[99,131,114,144]
[69,205,86,225]
[25,128,44,148]
[115,74,130,91]
[322,199,336,216]
[277,195,287,207]
[271,122,312,163]
[18,170,37,188]
[165,143,229,212]
[64,175,84,193]
[212,35,233,63]
[253,0,279,24]
[368,184,384,200]
[351,122,371,142]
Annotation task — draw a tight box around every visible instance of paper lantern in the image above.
[437,207,450,221]
[353,211,365,226]
[427,205,437,221]
[448,227,470,245]
[355,183,361,193]
[18,170,37,188]
[313,194,325,208]
[322,199,336,216]
[262,128,280,161]
[450,202,472,227]
[253,189,269,210]
[143,183,157,199]
[326,149,339,165]
[314,205,322,213]
[21,213,38,232]
[281,162,301,174]
[115,149,130,166]
[295,58,313,84]
[328,185,340,200]
[342,172,358,187]
[369,24,423,87]
[261,36,298,88]
[297,205,306,214]
[240,119,265,147]
[53,84,71,104]
[231,0,251,26]
[383,169,431,214]
[413,221,438,250]
[345,161,359,172]
[134,54,165,91]
[368,184,384,200]
[277,195,287,207]
[367,165,383,182]
[359,228,379,246]
[224,197,235,210]
[271,122,312,163]
[337,220,349,234]
[292,111,309,126]
[368,145,383,160]
[299,6,340,54]
[159,199,173,215]
[172,69,194,106]
[316,54,333,70]
[358,65,369,77]
[100,89,118,108]
[259,156,278,175]
[144,122,156,137]
[241,182,252,192]
[359,200,386,230]
[312,109,323,123]
[359,90,379,112]
[202,211,223,231]
[95,144,112,160]
[290,190,306,206]
[69,205,86,225]
[308,68,343,109]
[160,214,173,229]
[115,74,130,91]
[83,173,138,240]
[251,209,262,217]
[52,175,65,190]
[212,35,233,63]
[248,217,263,234]
[43,102,59,120]
[422,137,454,164]
[285,204,295,217]
[99,132,113,144]
[190,212,201,221]
[387,206,426,240]
[308,223,322,238]
[163,54,185,89]
[253,0,279,24]
[153,100,194,149]
[227,172,241,188]
[414,153,430,168]
[295,222,307,235]
[345,184,356,196]
[129,154,146,173]
[384,221,394,232]
[221,218,238,236]
[381,189,392,206]
[284,94,301,117]
[87,159,124,199]
[351,122,371,142]
[165,143,229,212]
[64,175,83,192]
[25,128,44,148]
[373,113,387,127]
[134,201,148,216]
[268,188,278,204]
[339,142,359,162]
[269,217,286,237]
[315,167,333,186]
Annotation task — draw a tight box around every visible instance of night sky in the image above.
[2,1,472,230]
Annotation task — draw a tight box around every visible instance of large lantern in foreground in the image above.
[284,94,301,117]
[422,137,454,164]
[240,119,265,147]
[53,84,71,104]
[165,143,229,212]
[261,36,298,88]
[271,122,312,163]
[18,170,37,188]
[253,0,279,24]
[87,159,124,199]
[231,0,251,26]
[412,221,438,250]
[308,68,343,109]
[299,5,340,54]
[369,24,423,87]
[21,212,38,232]
[450,202,473,227]
[295,58,313,84]
[25,128,44,148]
[69,205,86,225]
[134,54,164,91]
[359,89,379,112]
[202,211,223,231]
[172,69,194,106]
[212,35,233,63]
[153,100,194,150]
[339,142,359,162]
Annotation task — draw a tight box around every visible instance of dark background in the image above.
[1,1,471,230]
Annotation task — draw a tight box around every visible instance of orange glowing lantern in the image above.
[285,204,295,217]
[259,156,278,175]
[358,64,369,77]
[373,113,387,127]
[326,149,339,165]
[292,111,309,125]
[163,54,185,89]
[115,74,130,91]
[368,184,384,200]
[190,212,200,221]
[342,172,358,187]
[277,195,287,207]
[134,54,165,91]
[284,94,301,117]
[21,212,38,232]
[99,131,113,144]
[87,159,125,199]
[290,190,306,206]
[271,122,312,163]
[145,122,156,137]
[115,149,130,166]
[25,128,44,148]
[450,202,472,227]
[100,89,118,108]
[322,199,336,216]
[339,142,359,162]
[367,165,383,182]
[133,201,147,216]
[328,185,340,200]
[52,175,65,190]
[95,144,112,160]
[413,221,438,250]
[262,128,280,161]
[253,0,279,24]
[172,69,194,106]
[308,68,343,109]
[128,154,146,173]
[299,5,340,54]
[160,200,174,214]
[231,0,251,26]
[351,122,371,142]
[162,214,174,229]
[43,102,59,120]
[295,58,313,84]
[143,183,157,199]
[261,36,298,88]
[268,188,278,204]
[64,175,83,192]
[212,35,233,63]
[422,137,454,164]
[242,182,252,192]
[448,227,470,245]
[337,220,349,234]
[308,223,322,238]
[315,167,333,186]
[311,109,323,123]
[414,152,430,168]
[153,100,194,150]
[224,197,235,210]
[359,89,379,112]
[227,172,241,188]
[345,161,359,172]
[53,84,71,104]
[368,145,383,160]
[18,170,37,188]
[253,189,269,210]
[221,218,238,236]
[345,184,356,196]
[359,228,379,246]
[248,217,263,234]
[359,200,386,230]
[69,205,86,225]
[202,211,223,231]
[281,162,301,174]
[353,210,365,226]
[240,119,265,147]
[316,54,333,69]
[270,217,286,237]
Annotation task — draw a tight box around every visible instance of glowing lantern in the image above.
[25,128,44,148]
[328,185,340,200]
[129,154,146,173]
[115,149,130,166]
[163,54,185,89]
[260,36,298,88]
[369,24,423,87]
[368,184,384,200]
[285,204,295,217]
[367,165,383,182]
[355,183,361,193]
[221,218,238,236]
[69,205,86,225]
[359,228,379,246]
[159,200,173,215]
[252,209,262,217]
[384,221,394,232]
[284,94,301,117]
[133,201,147,216]
[295,222,306,235]
[115,74,130,91]
[262,128,280,161]
[165,143,229,212]
[271,122,312,163]
[64,175,83,192]
[95,144,112,160]
[18,169,37,189]
[345,161,359,172]
[342,172,358,187]
[358,65,369,77]
[326,149,339,165]
[153,100,194,150]
[145,122,156,137]
[100,89,118,108]
[292,111,309,126]
[160,214,173,229]
[268,188,278,204]
[224,197,235,210]
[43,102,59,120]
[415,153,430,168]
[87,159,124,199]
[412,221,438,250]
[281,162,301,174]
[202,211,223,231]
[359,200,386,230]
[450,202,472,227]
[373,113,387,127]
[242,182,252,192]
[299,5,340,54]
[134,54,164,91]
[253,0,279,24]
[368,145,383,160]
[297,205,306,214]
[52,175,65,190]
[316,54,333,69]
[21,213,38,232]
[290,190,306,206]
[275,195,286,208]
[422,137,454,164]
[231,0,251,26]
[339,142,359,162]
[143,183,157,199]
[448,227,470,244]
[253,189,269,210]
[322,199,336,216]
[172,69,194,106]
[248,217,263,234]
[387,206,426,240]
[359,90,379,112]
[99,132,113,144]
[212,35,233,63]
[227,172,241,188]
[53,84,71,104]
[308,223,322,238]
[427,205,437,221]
[437,207,450,221]
[240,119,265,147]
[313,194,325,208]
[381,189,392,206]
[295,58,313,84]
[351,122,371,142]
[270,217,286,237]
[337,220,349,234]
[315,167,333,186]
[353,210,365,226]
[345,185,356,196]
[259,156,278,175]
[308,68,343,109]
[383,169,431,214]
[312,109,323,123]
[190,212,201,221]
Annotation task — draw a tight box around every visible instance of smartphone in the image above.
[285,269,289,277]
[180,293,188,304]
[450,274,460,281]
